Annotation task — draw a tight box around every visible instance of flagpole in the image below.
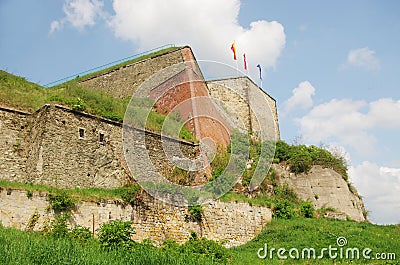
[243,53,249,77]
[236,60,239,77]
[256,64,262,88]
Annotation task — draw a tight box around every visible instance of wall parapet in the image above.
[0,105,31,116]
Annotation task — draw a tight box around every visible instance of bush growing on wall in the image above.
[188,205,203,222]
[273,141,348,179]
[118,184,141,205]
[50,213,70,238]
[48,192,75,212]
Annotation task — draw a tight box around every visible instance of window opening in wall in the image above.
[99,132,104,142]
[79,128,85,139]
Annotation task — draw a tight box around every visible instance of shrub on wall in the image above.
[188,205,203,222]
[118,184,141,205]
[48,192,75,212]
[50,213,70,238]
[273,141,349,180]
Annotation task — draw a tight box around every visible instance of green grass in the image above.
[0,225,220,265]
[0,217,398,264]
[230,218,399,264]
[0,179,139,203]
[0,68,196,142]
[0,70,50,111]
[71,46,181,83]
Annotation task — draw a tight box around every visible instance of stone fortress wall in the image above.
[207,77,280,141]
[0,45,364,247]
[0,104,273,246]
[0,188,271,247]
[78,46,280,143]
[78,47,186,99]
[0,106,29,182]
[0,104,199,189]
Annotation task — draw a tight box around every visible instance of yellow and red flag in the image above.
[231,42,237,60]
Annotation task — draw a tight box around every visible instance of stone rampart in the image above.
[0,107,29,182]
[0,104,199,189]
[207,77,280,140]
[78,47,187,98]
[0,188,272,247]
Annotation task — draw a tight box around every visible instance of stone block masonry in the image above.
[0,107,29,182]
[0,104,199,189]
[0,188,272,247]
[207,77,280,141]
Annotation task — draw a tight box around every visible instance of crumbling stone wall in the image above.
[23,105,132,188]
[0,188,272,247]
[0,104,199,189]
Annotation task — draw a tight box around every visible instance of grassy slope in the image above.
[0,179,139,203]
[0,225,219,265]
[0,46,195,142]
[231,218,399,264]
[0,218,398,265]
[0,47,179,115]
[71,46,180,83]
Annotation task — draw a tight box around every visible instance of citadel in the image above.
[0,46,364,247]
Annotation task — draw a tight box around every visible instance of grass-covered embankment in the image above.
[0,217,398,264]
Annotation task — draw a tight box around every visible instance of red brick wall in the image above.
[150,47,231,148]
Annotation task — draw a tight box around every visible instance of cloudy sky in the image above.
[1,0,399,224]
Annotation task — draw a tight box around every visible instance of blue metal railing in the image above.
[44,44,176,88]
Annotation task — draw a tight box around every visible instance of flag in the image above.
[231,42,237,60]
[256,64,262,80]
[243,53,247,70]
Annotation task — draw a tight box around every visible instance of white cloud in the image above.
[49,21,61,34]
[368,98,400,128]
[283,81,315,113]
[108,0,286,77]
[50,0,106,33]
[349,161,400,224]
[343,47,380,72]
[297,98,400,157]
[49,0,285,80]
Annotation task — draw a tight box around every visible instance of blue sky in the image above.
[1,0,399,224]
